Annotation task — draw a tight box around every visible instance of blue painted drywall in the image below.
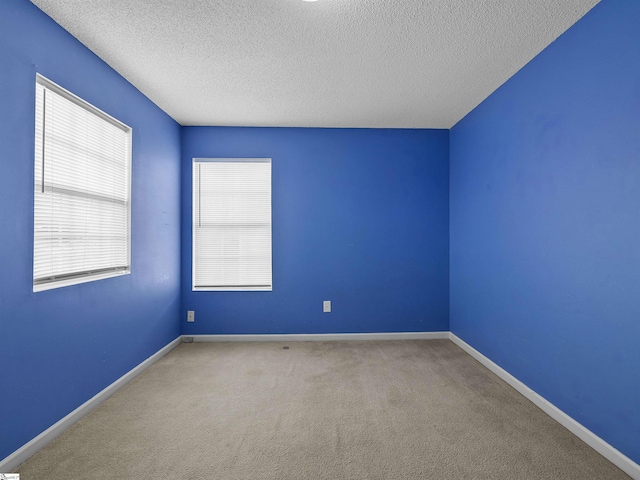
[450,0,640,464]
[181,127,449,334]
[5,0,636,469]
[0,0,181,461]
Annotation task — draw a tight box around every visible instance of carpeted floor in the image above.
[17,340,629,479]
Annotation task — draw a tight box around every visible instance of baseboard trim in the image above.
[5,332,636,478]
[187,331,450,342]
[0,336,182,473]
[449,333,640,479]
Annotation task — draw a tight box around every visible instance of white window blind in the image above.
[33,75,131,292]
[193,158,272,291]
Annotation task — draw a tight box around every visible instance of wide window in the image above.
[33,75,132,292]
[192,158,272,291]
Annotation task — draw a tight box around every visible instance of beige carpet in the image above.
[17,340,629,479]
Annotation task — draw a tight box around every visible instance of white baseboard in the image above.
[0,336,182,473]
[187,331,450,342]
[449,333,640,479]
[4,332,636,479]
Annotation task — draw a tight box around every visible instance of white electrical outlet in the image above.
[187,310,195,322]
[323,301,331,313]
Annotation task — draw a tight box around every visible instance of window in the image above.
[192,158,272,291]
[33,75,132,292]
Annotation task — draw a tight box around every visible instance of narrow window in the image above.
[192,158,272,291]
[33,75,132,292]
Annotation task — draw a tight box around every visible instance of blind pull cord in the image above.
[41,89,46,193]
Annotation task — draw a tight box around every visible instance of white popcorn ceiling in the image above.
[30,0,600,128]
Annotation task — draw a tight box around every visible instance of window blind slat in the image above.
[193,159,272,290]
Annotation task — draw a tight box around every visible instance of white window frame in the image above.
[192,158,272,291]
[33,74,132,292]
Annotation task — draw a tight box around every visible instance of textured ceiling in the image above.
[30,0,599,128]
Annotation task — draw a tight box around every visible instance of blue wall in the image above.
[450,0,640,464]
[4,0,638,469]
[0,0,181,461]
[181,127,449,335]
